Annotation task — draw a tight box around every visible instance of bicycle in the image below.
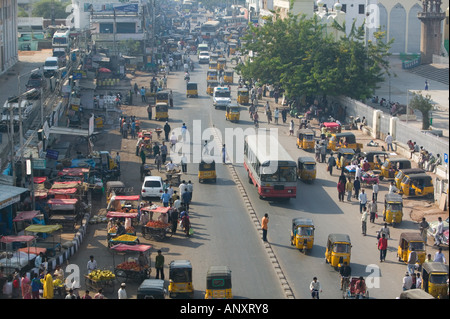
[341,276,350,299]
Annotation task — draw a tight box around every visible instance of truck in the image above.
[43,56,60,78]
[213,86,231,109]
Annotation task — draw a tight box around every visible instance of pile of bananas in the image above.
[88,269,115,281]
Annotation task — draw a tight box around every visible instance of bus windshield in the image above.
[260,166,296,182]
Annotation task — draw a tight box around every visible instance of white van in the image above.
[141,176,164,199]
[43,57,59,77]
[213,86,231,109]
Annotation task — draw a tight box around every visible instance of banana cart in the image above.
[141,206,173,241]
[85,269,116,295]
[111,243,152,283]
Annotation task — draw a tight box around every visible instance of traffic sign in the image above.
[444,153,448,164]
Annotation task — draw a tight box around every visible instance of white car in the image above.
[198,51,210,64]
[141,176,164,199]
[213,86,231,109]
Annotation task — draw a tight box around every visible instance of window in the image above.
[116,22,136,34]
[359,4,365,14]
[341,4,347,12]
[100,23,114,33]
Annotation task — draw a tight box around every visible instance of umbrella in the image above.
[98,67,112,73]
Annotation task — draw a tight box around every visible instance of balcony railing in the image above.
[92,33,146,41]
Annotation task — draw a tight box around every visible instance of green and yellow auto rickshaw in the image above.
[296,129,315,151]
[225,104,240,122]
[395,168,425,189]
[297,157,316,183]
[382,193,403,227]
[209,53,219,63]
[198,160,216,183]
[229,41,237,55]
[206,80,218,96]
[380,158,412,180]
[397,232,426,265]
[168,260,194,298]
[237,88,249,105]
[207,69,218,81]
[155,102,169,121]
[361,151,389,170]
[156,91,169,104]
[328,132,363,153]
[209,61,218,70]
[186,82,198,98]
[204,266,232,299]
[217,58,226,71]
[325,233,352,269]
[223,70,234,84]
[421,262,449,299]
[399,173,434,199]
[290,218,315,253]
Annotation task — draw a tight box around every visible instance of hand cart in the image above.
[141,206,173,241]
[111,243,152,283]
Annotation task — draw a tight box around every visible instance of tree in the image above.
[236,11,392,101]
[409,91,433,130]
[32,0,68,19]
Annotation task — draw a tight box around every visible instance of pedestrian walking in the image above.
[262,213,269,242]
[131,120,136,139]
[118,283,127,299]
[337,179,345,202]
[155,250,165,280]
[87,255,97,274]
[115,152,120,170]
[289,120,295,136]
[170,132,177,150]
[385,132,394,152]
[378,233,388,262]
[147,104,153,120]
[353,177,361,199]
[358,189,368,214]
[94,289,104,299]
[372,181,379,201]
[407,248,418,275]
[161,189,171,207]
[181,154,187,173]
[164,121,171,141]
[181,123,187,142]
[327,153,336,175]
[419,217,429,245]
[181,189,191,211]
[434,217,444,246]
[160,142,168,163]
[402,272,412,291]
[361,206,369,235]
[222,144,226,163]
[434,247,447,263]
[320,142,327,163]
[31,273,41,299]
[140,147,146,165]
[345,178,353,202]
[368,198,377,223]
[425,80,429,90]
[155,153,162,172]
[310,277,322,299]
[274,107,279,124]
[140,87,146,103]
[170,206,179,234]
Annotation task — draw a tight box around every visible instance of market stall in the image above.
[46,198,81,230]
[85,269,116,295]
[0,235,36,275]
[12,210,40,233]
[111,243,152,283]
[141,206,172,241]
[24,224,63,257]
[106,211,139,241]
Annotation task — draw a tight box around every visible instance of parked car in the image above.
[25,72,46,99]
[141,176,164,199]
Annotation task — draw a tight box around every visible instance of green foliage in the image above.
[32,0,68,19]
[119,40,142,56]
[237,12,392,100]
[409,91,433,130]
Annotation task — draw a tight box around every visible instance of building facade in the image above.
[0,0,19,75]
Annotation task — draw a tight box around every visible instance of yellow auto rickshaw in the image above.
[225,104,240,122]
[209,61,218,70]
[382,193,403,227]
[421,262,449,299]
[394,168,425,189]
[399,173,434,199]
[156,91,169,104]
[217,58,226,71]
[361,151,389,170]
[168,260,194,298]
[380,158,412,180]
[198,160,216,183]
[186,82,198,98]
[328,132,363,153]
[290,218,315,253]
[397,232,426,265]
[325,233,351,269]
[204,266,232,299]
[336,148,355,170]
[223,70,234,84]
[155,102,169,121]
[207,69,218,81]
[210,53,219,63]
[206,80,219,96]
[296,129,315,150]
[229,42,237,55]
[297,156,316,183]
[237,88,249,105]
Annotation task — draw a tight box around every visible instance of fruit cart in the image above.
[108,234,140,248]
[111,243,152,283]
[106,195,141,226]
[106,211,139,241]
[141,206,173,241]
[85,269,116,295]
[360,171,379,186]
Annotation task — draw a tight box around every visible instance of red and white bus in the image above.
[244,134,297,199]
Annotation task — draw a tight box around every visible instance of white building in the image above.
[0,0,19,75]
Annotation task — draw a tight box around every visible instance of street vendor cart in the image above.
[46,198,81,231]
[111,243,152,283]
[106,210,139,241]
[24,224,63,257]
[0,235,37,276]
[85,269,116,295]
[165,170,182,187]
[141,206,173,241]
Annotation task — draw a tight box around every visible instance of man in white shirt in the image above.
[355,165,362,180]
[385,132,394,152]
[179,180,187,196]
[389,182,398,194]
[358,189,368,214]
[402,272,412,291]
[372,181,379,201]
[87,255,97,274]
[433,247,447,263]
[434,217,444,246]
[310,277,322,299]
[118,283,127,299]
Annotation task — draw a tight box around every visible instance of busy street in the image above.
[0,0,448,302]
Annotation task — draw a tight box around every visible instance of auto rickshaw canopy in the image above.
[199,160,216,171]
[187,82,198,90]
[362,151,389,162]
[328,233,351,245]
[399,289,435,299]
[297,156,316,166]
[397,168,425,177]
[383,158,412,170]
[297,129,315,138]
[398,232,424,246]
[237,88,249,95]
[137,279,165,299]
[156,91,169,100]
[384,193,403,204]
[292,217,314,228]
[422,262,449,275]
[332,132,357,144]
[226,104,240,112]
[338,148,355,155]
[224,70,234,76]
[403,173,433,186]
[156,102,169,111]
[169,259,193,281]
[206,266,232,289]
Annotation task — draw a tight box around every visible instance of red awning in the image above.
[141,206,170,214]
[323,122,340,127]
[113,195,141,201]
[57,168,89,176]
[13,210,40,222]
[33,177,47,184]
[0,235,35,243]
[110,244,152,252]
[106,211,139,219]
[47,198,78,205]
[48,188,78,195]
